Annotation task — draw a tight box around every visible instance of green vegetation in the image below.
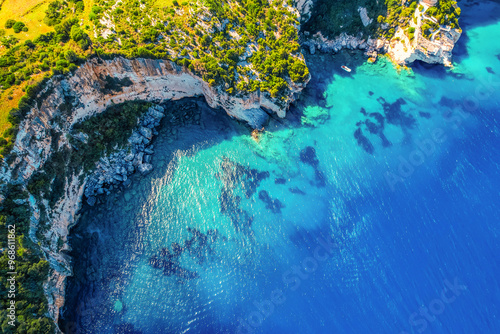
[28,101,150,207]
[0,184,55,333]
[379,0,418,38]
[425,1,460,28]
[0,0,307,157]
[87,0,307,97]
[418,1,461,39]
[303,0,386,38]
[304,0,460,41]
[407,26,415,40]
[0,0,89,156]
[70,101,151,171]
[4,20,28,33]
[303,0,421,39]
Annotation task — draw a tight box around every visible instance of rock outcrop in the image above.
[1,56,304,330]
[295,0,315,22]
[6,57,303,185]
[387,1,461,67]
[358,7,373,27]
[301,31,388,58]
[84,104,166,203]
[388,26,461,67]
[300,0,461,67]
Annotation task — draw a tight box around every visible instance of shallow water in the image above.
[62,2,500,333]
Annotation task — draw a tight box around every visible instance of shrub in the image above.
[13,22,26,33]
[44,1,64,26]
[70,25,85,42]
[56,59,70,68]
[75,1,84,12]
[64,50,78,62]
[5,19,16,29]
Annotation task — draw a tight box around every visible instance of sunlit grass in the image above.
[152,0,176,8]
[0,0,53,55]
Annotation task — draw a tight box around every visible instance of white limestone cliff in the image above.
[387,1,461,67]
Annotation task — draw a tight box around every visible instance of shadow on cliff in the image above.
[410,27,471,79]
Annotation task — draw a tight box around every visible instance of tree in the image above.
[64,50,78,63]
[5,19,16,29]
[12,22,26,33]
[200,35,211,47]
[70,25,85,42]
[44,1,63,26]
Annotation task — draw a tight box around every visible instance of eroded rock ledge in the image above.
[7,56,304,185]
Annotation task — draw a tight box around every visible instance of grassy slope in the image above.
[0,0,53,137]
[0,0,53,49]
[151,0,175,8]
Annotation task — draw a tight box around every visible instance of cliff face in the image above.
[388,26,461,67]
[299,0,461,67]
[387,2,461,67]
[66,57,300,128]
[2,57,303,328]
[302,31,385,55]
[8,57,302,185]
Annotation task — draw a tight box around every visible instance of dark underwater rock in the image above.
[86,196,96,206]
[275,177,287,184]
[171,242,184,257]
[439,96,457,108]
[314,170,327,188]
[217,157,269,236]
[380,133,392,148]
[354,128,375,155]
[149,227,223,281]
[419,111,431,119]
[383,97,416,129]
[113,322,143,334]
[299,146,319,167]
[149,255,166,269]
[289,187,306,195]
[258,190,285,214]
[365,119,382,134]
[369,112,384,126]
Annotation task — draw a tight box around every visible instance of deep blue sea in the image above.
[62,2,500,333]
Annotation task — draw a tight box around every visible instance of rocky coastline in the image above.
[83,104,165,206]
[0,56,301,330]
[299,1,461,67]
[301,31,387,59]
[0,1,462,331]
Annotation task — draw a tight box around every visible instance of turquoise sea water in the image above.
[62,2,500,333]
